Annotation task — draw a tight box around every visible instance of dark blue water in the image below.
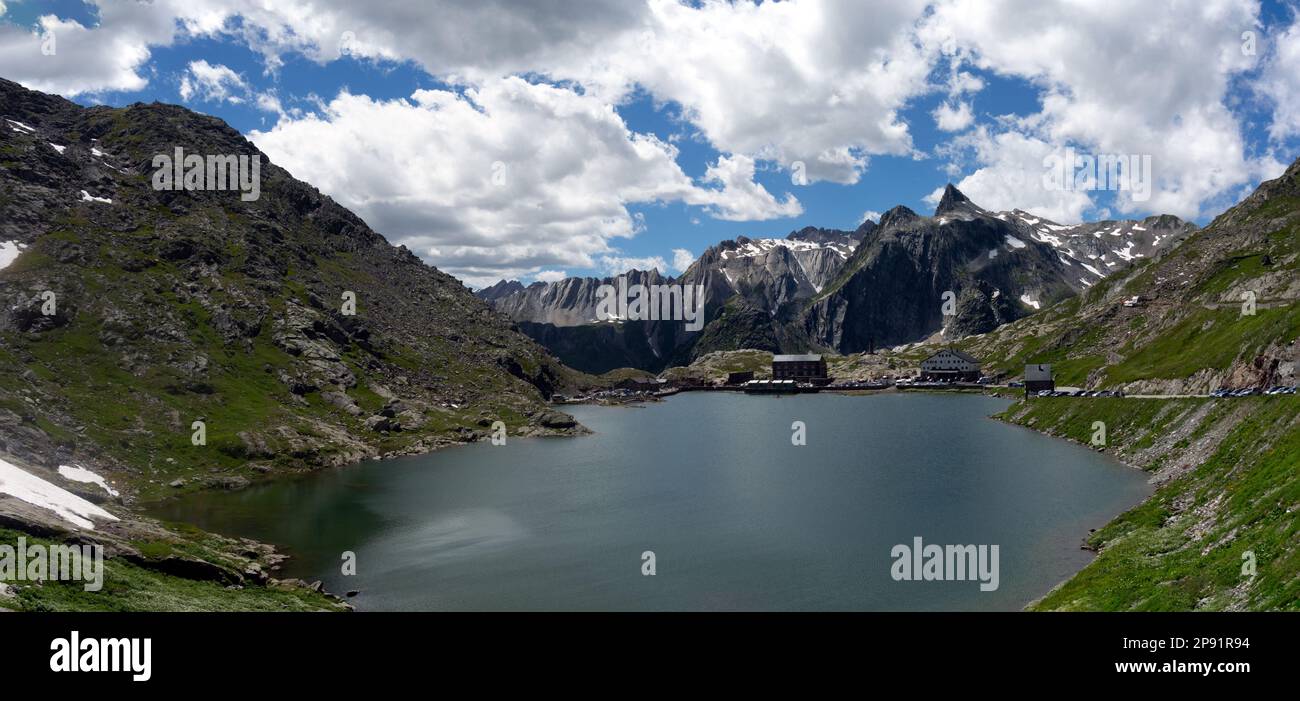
[151,392,1151,610]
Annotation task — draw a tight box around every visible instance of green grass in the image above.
[1106,306,1300,384]
[0,528,342,612]
[0,239,553,501]
[1001,397,1300,611]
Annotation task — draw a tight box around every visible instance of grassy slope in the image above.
[0,526,344,612]
[1000,397,1299,610]
[972,165,1300,610]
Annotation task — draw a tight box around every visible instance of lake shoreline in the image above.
[146,391,1155,612]
[995,396,1297,610]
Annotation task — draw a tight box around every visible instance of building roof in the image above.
[1025,363,1053,381]
[773,354,823,362]
[922,348,980,364]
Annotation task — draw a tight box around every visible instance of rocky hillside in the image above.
[0,77,586,511]
[953,157,1300,393]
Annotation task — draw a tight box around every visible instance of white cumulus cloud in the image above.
[534,270,568,283]
[251,78,775,285]
[920,0,1271,220]
[933,101,974,132]
[179,60,247,103]
[671,248,695,273]
[598,255,668,276]
[1257,15,1300,142]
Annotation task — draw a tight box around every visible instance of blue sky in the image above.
[1,0,1297,286]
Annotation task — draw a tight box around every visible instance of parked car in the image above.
[1008,381,1024,388]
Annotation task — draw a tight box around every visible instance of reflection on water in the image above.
[150,393,1152,611]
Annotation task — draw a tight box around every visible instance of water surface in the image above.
[152,393,1151,610]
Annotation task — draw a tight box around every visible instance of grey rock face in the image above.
[800,186,1193,352]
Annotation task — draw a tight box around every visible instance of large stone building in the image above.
[772,354,827,381]
[919,349,981,382]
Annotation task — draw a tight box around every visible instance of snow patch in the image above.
[58,464,120,497]
[1019,294,1040,310]
[80,190,112,204]
[1004,235,1026,249]
[6,119,36,133]
[1032,231,1063,247]
[1,240,25,271]
[0,456,118,530]
[49,143,66,154]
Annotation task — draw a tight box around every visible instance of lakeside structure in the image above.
[742,379,802,394]
[726,371,755,385]
[772,354,828,382]
[1025,364,1055,396]
[919,349,981,382]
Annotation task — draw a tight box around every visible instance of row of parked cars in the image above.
[1036,389,1125,398]
[1211,386,1298,397]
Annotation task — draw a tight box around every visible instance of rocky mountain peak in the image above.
[786,226,858,246]
[878,205,920,230]
[476,279,526,302]
[934,183,973,216]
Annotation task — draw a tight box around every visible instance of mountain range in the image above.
[479,184,1195,372]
